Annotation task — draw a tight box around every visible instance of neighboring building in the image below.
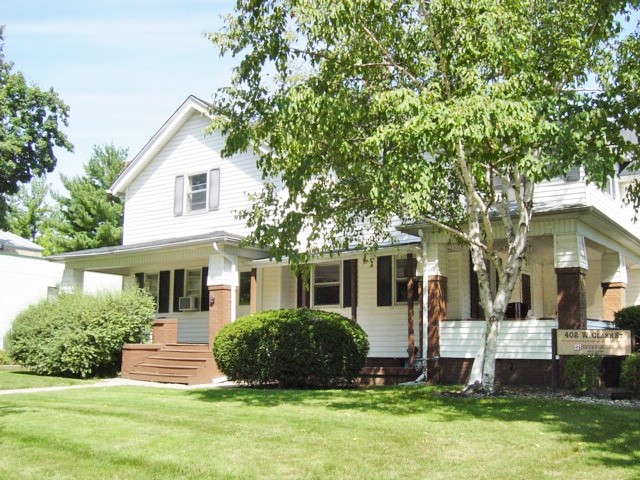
[0,231,122,349]
[49,95,640,385]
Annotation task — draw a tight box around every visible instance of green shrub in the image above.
[620,353,640,395]
[213,308,369,388]
[564,355,602,394]
[614,305,640,339]
[7,288,154,378]
[0,349,11,365]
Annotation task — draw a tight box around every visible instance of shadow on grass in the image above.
[189,386,640,471]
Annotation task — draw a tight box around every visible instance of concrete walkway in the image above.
[0,377,236,396]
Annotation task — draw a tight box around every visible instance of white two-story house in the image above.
[51,95,640,385]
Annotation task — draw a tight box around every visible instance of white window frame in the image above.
[186,172,208,213]
[176,169,221,216]
[144,273,160,313]
[184,269,202,298]
[312,263,341,307]
[394,255,416,305]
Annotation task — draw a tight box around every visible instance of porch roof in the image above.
[47,231,270,274]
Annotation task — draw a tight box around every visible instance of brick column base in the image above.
[556,267,587,330]
[601,282,626,322]
[208,284,232,348]
[427,275,447,383]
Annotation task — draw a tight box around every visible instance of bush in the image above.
[7,288,154,378]
[213,308,369,388]
[620,353,640,395]
[564,355,602,394]
[614,306,640,345]
[0,349,11,365]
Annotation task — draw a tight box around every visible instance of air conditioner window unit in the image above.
[179,295,199,311]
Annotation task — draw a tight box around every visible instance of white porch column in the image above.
[209,244,238,321]
[60,266,84,293]
[554,233,588,330]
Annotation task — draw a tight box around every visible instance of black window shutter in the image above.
[343,259,357,308]
[200,267,209,311]
[174,175,184,216]
[377,256,392,306]
[173,269,184,312]
[158,271,170,313]
[134,273,144,289]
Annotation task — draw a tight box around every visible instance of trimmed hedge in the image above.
[614,306,640,347]
[7,289,154,378]
[213,308,369,387]
[620,353,640,395]
[564,355,602,394]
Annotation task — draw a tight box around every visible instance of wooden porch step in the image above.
[127,371,197,385]
[148,355,209,365]
[165,343,210,351]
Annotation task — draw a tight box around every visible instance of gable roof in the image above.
[0,230,43,256]
[109,95,212,197]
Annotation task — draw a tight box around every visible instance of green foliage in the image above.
[0,349,11,365]
[0,27,72,221]
[614,305,640,339]
[620,353,640,395]
[213,308,369,387]
[4,175,52,242]
[47,143,127,254]
[7,289,154,378]
[209,1,639,390]
[564,355,603,394]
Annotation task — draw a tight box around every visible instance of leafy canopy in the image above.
[209,0,638,265]
[0,26,72,216]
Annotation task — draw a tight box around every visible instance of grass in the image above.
[0,366,96,390]
[0,385,638,479]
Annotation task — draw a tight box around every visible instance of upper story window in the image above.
[174,169,220,216]
[187,173,207,211]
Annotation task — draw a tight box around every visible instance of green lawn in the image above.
[0,366,96,390]
[0,385,638,480]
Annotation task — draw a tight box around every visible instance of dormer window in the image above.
[174,169,220,216]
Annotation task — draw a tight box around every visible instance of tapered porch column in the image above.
[554,234,588,330]
[207,246,238,348]
[420,233,448,382]
[60,266,84,293]
[601,252,627,322]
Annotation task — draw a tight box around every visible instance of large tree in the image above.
[209,0,640,391]
[0,26,72,220]
[4,174,52,242]
[48,144,127,253]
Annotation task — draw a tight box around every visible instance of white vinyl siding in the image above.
[176,316,208,343]
[441,319,557,360]
[122,113,266,245]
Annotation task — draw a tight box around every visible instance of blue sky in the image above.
[2,0,236,191]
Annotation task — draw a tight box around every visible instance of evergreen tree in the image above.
[49,144,127,253]
[5,175,51,241]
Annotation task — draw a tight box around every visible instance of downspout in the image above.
[212,242,237,322]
